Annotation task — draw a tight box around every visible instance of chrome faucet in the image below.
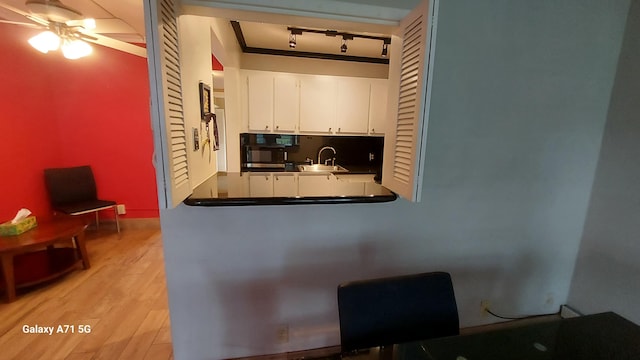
[318,146,336,166]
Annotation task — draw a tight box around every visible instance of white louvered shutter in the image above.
[382,0,438,202]
[145,0,192,208]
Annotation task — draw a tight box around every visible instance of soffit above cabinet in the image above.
[231,20,393,64]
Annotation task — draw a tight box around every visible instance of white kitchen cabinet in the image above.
[227,173,249,198]
[274,75,299,132]
[249,174,273,197]
[273,173,297,197]
[336,78,370,134]
[298,174,335,196]
[369,79,388,135]
[299,76,337,133]
[247,74,274,132]
[333,178,366,195]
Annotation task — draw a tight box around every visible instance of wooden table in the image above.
[0,218,89,302]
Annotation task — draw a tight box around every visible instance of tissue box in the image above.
[0,216,38,236]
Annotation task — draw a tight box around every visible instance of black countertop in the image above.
[184,172,397,206]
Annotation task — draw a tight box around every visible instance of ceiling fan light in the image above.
[28,31,60,53]
[83,18,96,30]
[61,39,92,59]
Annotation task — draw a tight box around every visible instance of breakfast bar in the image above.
[184,172,397,206]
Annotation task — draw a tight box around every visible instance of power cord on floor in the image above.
[485,307,560,320]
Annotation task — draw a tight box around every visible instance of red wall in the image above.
[0,24,159,222]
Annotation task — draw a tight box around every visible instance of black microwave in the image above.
[240,133,299,170]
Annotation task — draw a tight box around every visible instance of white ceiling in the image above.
[0,0,398,61]
[0,0,146,43]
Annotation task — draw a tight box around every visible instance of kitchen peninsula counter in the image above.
[184,172,397,206]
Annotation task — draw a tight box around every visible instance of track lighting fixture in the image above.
[381,39,390,58]
[341,34,352,53]
[288,28,302,49]
[289,33,296,48]
[285,26,391,58]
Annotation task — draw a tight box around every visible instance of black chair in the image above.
[44,165,120,234]
[337,271,459,353]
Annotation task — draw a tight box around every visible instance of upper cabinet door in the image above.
[144,0,191,208]
[274,75,299,132]
[247,74,274,132]
[382,0,438,202]
[336,78,370,134]
[369,79,388,135]
[299,76,337,133]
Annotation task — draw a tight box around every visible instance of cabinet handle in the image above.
[265,125,269,130]
[371,128,375,133]
[276,125,279,130]
[338,128,341,132]
[329,127,332,132]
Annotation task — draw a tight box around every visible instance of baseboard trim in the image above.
[560,304,582,318]
[92,218,160,231]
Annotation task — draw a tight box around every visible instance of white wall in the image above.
[160,1,630,359]
[208,17,244,172]
[179,15,218,188]
[568,0,640,323]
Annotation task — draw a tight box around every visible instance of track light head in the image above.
[289,33,296,48]
[341,35,352,53]
[288,28,302,49]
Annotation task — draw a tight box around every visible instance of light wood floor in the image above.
[0,225,172,360]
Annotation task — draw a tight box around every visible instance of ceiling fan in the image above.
[0,0,145,59]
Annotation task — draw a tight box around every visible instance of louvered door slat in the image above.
[145,0,191,207]
[382,0,437,201]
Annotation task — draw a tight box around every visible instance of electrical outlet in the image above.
[276,324,289,343]
[116,204,126,215]
[480,300,491,317]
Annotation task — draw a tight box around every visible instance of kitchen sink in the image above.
[297,164,349,173]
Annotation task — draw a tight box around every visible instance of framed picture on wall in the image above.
[199,82,211,120]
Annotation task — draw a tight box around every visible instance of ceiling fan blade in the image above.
[0,19,41,28]
[0,2,50,26]
[83,32,147,58]
[25,14,50,26]
[0,2,31,17]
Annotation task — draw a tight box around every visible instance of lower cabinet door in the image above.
[298,174,335,197]
[273,174,297,197]
[249,174,274,197]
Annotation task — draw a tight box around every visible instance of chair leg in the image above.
[95,212,100,230]
[114,206,121,235]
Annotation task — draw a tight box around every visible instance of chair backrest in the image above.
[337,271,459,353]
[44,166,98,206]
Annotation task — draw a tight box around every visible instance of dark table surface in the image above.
[330,312,640,360]
[392,312,640,360]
